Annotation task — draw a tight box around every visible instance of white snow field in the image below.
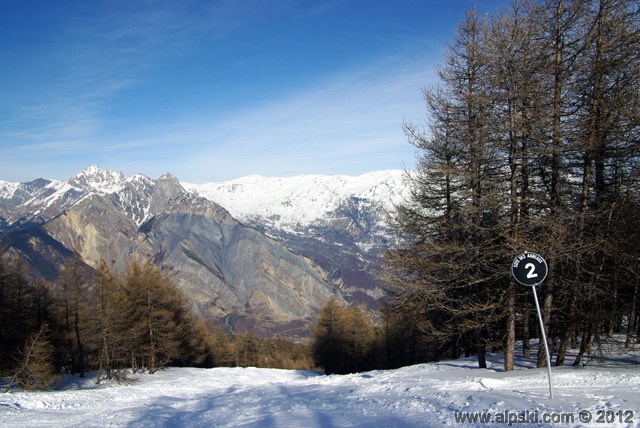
[2,342,639,427]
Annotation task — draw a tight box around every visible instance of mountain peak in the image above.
[159,172,178,181]
[147,172,185,215]
[69,165,126,193]
[83,164,102,174]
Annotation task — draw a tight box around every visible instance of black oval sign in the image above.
[512,251,548,286]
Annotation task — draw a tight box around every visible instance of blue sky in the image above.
[1,0,507,183]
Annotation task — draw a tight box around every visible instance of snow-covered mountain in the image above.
[183,170,408,234]
[0,165,409,336]
[1,166,409,233]
[184,171,410,305]
[0,165,162,227]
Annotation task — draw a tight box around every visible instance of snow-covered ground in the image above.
[2,342,639,427]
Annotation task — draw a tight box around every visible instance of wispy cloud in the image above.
[0,0,448,183]
[1,2,252,136]
[109,57,438,182]
[0,1,263,179]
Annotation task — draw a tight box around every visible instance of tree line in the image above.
[0,249,439,384]
[310,296,448,374]
[383,0,639,371]
[0,255,314,390]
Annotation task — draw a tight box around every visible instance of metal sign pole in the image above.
[512,251,553,399]
[531,285,553,399]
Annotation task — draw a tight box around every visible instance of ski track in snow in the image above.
[2,348,639,428]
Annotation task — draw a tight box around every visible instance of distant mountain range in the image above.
[0,166,409,338]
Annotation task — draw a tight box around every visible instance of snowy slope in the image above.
[2,341,639,427]
[183,170,409,231]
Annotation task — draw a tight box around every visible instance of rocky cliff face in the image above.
[0,166,342,339]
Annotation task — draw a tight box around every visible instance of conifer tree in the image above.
[311,297,376,374]
[121,260,185,373]
[388,6,509,369]
[311,297,348,374]
[0,256,40,374]
[86,259,129,382]
[7,323,59,391]
[56,257,89,377]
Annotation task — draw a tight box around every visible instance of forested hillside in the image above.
[0,257,315,389]
[384,0,640,371]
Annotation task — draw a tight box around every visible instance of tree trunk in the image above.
[148,286,156,374]
[522,309,531,358]
[573,325,593,366]
[538,263,554,368]
[536,291,553,369]
[625,285,637,348]
[450,335,460,360]
[74,303,85,378]
[476,329,487,369]
[556,332,568,366]
[504,285,516,371]
[63,294,76,375]
[477,344,487,369]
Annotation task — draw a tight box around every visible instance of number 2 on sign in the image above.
[525,263,538,279]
